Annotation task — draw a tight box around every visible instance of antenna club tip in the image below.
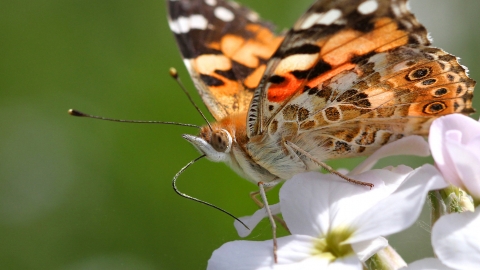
[169,67,178,78]
[68,109,85,117]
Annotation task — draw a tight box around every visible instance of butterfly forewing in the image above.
[168,0,283,120]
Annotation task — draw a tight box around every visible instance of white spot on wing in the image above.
[205,0,217,6]
[214,6,234,22]
[168,15,208,34]
[358,0,378,15]
[298,9,342,29]
[275,53,319,74]
[299,13,322,29]
[317,9,342,25]
[190,14,208,30]
[246,11,259,22]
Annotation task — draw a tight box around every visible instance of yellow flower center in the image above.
[312,228,354,262]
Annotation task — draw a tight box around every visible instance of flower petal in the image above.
[429,114,480,188]
[234,204,281,237]
[350,136,430,175]
[432,208,480,269]
[348,165,447,244]
[208,240,274,270]
[444,139,480,198]
[281,167,415,237]
[431,114,480,143]
[274,235,337,269]
[325,256,362,270]
[280,172,385,237]
[208,235,325,270]
[352,237,388,261]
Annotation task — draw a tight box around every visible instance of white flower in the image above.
[207,165,446,270]
[235,136,431,237]
[405,207,480,270]
[429,114,480,200]
[433,207,480,269]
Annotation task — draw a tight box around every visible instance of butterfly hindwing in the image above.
[168,0,283,120]
[254,45,475,166]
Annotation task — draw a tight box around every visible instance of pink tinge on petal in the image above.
[444,141,480,198]
[429,115,479,187]
[445,130,462,143]
[466,136,480,166]
[432,114,480,142]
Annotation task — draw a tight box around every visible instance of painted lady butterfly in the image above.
[167,0,475,189]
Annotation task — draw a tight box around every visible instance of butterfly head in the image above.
[182,127,233,162]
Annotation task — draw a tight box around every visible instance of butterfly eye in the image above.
[210,129,232,153]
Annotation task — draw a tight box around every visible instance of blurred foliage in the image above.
[0,0,478,269]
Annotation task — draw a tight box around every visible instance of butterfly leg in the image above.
[285,141,374,188]
[258,179,283,263]
[250,188,290,233]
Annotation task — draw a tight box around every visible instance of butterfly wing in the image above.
[245,0,475,178]
[167,0,283,120]
[247,0,434,136]
[247,0,475,137]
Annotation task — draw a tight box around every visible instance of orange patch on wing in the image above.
[218,25,283,69]
[375,36,409,52]
[210,80,241,96]
[267,73,303,103]
[267,58,355,103]
[193,54,240,96]
[244,64,266,89]
[321,18,409,66]
[246,24,281,45]
[220,34,281,68]
[221,35,246,59]
[193,54,232,74]
[207,41,221,51]
[307,63,356,88]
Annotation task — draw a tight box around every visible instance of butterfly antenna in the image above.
[68,109,200,128]
[169,67,213,131]
[173,155,250,230]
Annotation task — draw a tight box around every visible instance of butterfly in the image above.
[167,0,475,190]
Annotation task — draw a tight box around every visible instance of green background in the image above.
[1,0,479,269]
